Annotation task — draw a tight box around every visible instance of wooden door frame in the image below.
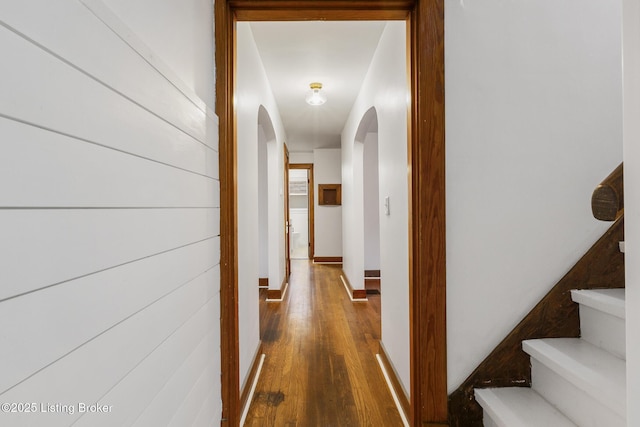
[289,163,315,260]
[215,1,446,425]
[283,144,291,277]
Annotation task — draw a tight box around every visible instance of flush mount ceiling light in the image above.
[305,82,327,106]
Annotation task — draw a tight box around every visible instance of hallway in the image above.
[243,260,404,426]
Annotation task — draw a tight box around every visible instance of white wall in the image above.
[314,148,344,258]
[343,137,365,287]
[341,22,410,394]
[236,23,288,387]
[446,0,623,392]
[0,0,220,426]
[290,152,314,164]
[623,0,640,423]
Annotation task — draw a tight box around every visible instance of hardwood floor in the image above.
[244,260,404,426]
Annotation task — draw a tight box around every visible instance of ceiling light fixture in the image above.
[305,82,326,106]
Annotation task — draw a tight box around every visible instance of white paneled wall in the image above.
[0,1,220,426]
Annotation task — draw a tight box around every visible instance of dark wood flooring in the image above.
[243,260,404,426]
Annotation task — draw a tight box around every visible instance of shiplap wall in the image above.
[0,1,221,426]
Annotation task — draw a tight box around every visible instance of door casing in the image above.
[289,163,315,260]
[283,144,291,277]
[215,1,446,425]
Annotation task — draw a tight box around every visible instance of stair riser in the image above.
[579,305,626,359]
[476,388,577,427]
[531,359,625,427]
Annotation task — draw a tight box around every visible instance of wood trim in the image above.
[340,272,368,300]
[266,277,288,300]
[231,2,413,21]
[353,289,367,299]
[258,278,268,288]
[289,163,314,259]
[284,144,291,278]
[309,169,315,259]
[364,262,381,292]
[379,341,411,420]
[239,343,264,416]
[216,1,447,425]
[266,289,281,299]
[365,269,381,278]
[215,0,239,425]
[267,289,282,300]
[409,0,447,424]
[448,217,625,426]
[313,256,343,263]
[365,278,381,293]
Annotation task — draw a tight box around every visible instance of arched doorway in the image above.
[356,107,381,292]
[257,105,277,287]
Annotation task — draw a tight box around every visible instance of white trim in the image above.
[340,275,368,302]
[265,281,289,302]
[376,354,410,427]
[239,353,266,426]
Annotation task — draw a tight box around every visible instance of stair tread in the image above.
[571,288,625,319]
[523,338,626,415]
[475,387,576,427]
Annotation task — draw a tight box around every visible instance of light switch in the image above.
[384,196,390,215]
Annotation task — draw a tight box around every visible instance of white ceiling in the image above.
[249,21,387,153]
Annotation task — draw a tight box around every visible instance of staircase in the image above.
[475,288,626,426]
[448,164,626,426]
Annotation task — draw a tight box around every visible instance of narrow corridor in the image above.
[243,260,404,426]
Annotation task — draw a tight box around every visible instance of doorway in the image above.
[257,106,277,289]
[215,1,446,425]
[356,107,381,293]
[289,164,314,260]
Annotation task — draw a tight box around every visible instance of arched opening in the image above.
[356,107,381,292]
[257,106,276,286]
[256,105,282,296]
